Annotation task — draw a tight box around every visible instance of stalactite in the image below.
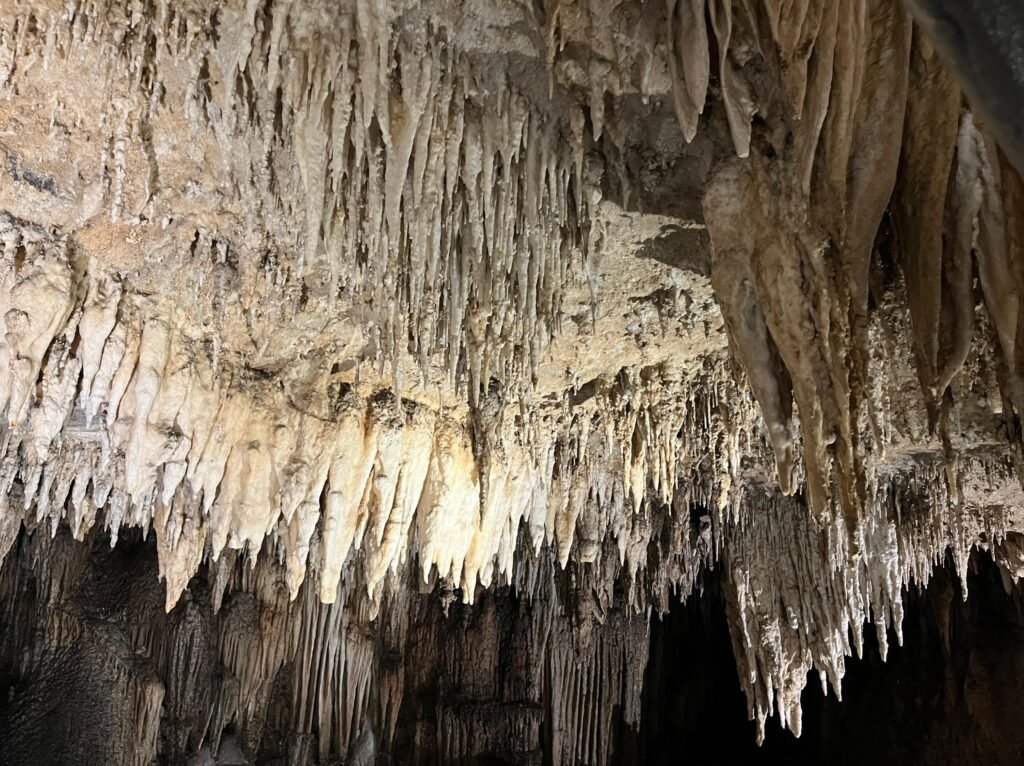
[0,0,1023,762]
[0,214,773,621]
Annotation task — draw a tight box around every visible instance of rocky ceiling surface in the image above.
[0,0,1023,764]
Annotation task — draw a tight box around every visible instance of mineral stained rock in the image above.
[0,0,1022,764]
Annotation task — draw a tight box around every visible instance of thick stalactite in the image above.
[0,0,1022,763]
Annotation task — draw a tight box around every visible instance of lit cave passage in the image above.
[1,0,1024,764]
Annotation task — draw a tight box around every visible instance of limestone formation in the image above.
[0,0,1022,764]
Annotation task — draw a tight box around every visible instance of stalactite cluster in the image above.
[0,216,747,612]
[666,0,1024,529]
[0,0,1023,763]
[0,0,595,399]
[0,208,1018,757]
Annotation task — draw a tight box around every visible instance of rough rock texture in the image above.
[0,0,1022,763]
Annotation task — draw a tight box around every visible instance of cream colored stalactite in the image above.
[363,404,435,602]
[0,233,769,619]
[1,228,1012,749]
[206,411,272,561]
[286,25,584,395]
[3,241,75,429]
[320,402,378,604]
[116,314,174,508]
[284,498,324,599]
[5,242,1016,754]
[278,415,334,599]
[30,331,82,465]
[156,490,209,613]
[78,273,122,418]
[416,418,481,586]
[0,222,19,416]
[550,419,593,568]
[104,309,143,435]
[462,440,541,599]
[360,397,405,578]
[84,304,130,428]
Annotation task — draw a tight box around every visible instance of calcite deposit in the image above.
[0,0,1022,764]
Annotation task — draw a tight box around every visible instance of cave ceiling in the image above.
[0,0,1023,763]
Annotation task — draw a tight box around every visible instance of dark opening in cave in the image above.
[641,557,1024,766]
[0,526,1022,765]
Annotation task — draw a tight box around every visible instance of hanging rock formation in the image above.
[0,0,1023,763]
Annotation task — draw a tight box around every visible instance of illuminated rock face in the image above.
[0,1,1022,763]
